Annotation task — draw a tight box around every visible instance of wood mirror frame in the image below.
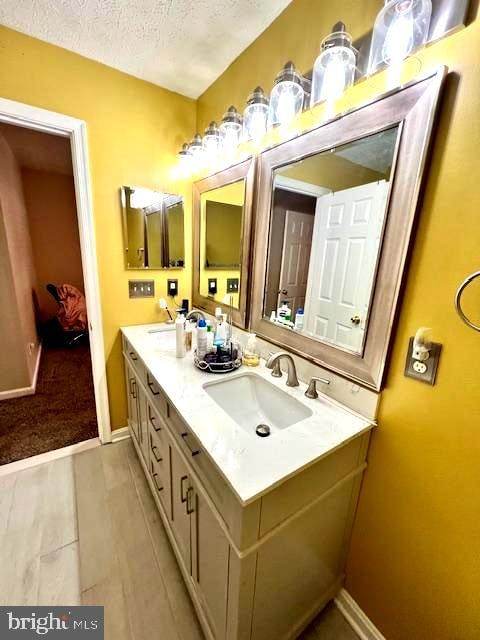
[250,67,447,390]
[192,157,255,327]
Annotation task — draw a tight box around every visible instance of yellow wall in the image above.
[197,4,480,639]
[0,25,196,429]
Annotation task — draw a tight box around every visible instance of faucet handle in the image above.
[267,352,282,378]
[305,376,330,399]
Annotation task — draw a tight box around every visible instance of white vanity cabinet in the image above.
[122,334,371,640]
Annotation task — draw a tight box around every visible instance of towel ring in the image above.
[455,271,480,332]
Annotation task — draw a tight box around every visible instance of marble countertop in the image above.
[121,323,374,505]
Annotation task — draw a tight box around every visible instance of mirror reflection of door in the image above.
[264,126,399,354]
[303,180,389,352]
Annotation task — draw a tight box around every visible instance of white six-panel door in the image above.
[303,180,389,352]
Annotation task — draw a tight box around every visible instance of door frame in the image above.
[0,96,112,443]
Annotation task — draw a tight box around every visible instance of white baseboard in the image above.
[111,426,130,443]
[335,589,386,640]
[0,437,100,476]
[0,343,42,401]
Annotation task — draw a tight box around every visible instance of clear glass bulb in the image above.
[221,123,241,157]
[368,0,432,74]
[268,63,304,129]
[244,105,268,143]
[189,134,206,170]
[311,25,356,107]
[382,9,414,64]
[203,122,221,161]
[178,143,192,174]
[268,81,304,128]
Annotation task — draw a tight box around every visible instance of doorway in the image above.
[0,98,110,465]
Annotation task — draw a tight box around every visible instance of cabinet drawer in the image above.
[146,401,168,446]
[123,338,145,379]
[145,370,169,417]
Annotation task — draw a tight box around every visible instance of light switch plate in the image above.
[227,277,239,293]
[404,337,442,385]
[129,280,155,298]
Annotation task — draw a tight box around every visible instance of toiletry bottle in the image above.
[184,320,193,352]
[196,319,207,359]
[294,308,304,331]
[175,310,186,358]
[243,333,260,367]
[206,325,214,352]
[277,301,292,323]
[214,318,226,347]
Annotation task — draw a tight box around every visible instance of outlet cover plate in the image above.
[129,280,155,298]
[167,279,179,297]
[208,278,217,295]
[404,337,442,385]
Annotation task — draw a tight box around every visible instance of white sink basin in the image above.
[203,372,312,436]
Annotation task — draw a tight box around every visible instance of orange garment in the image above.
[57,284,88,331]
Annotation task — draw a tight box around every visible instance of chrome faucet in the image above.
[266,351,299,387]
[304,376,330,399]
[186,310,206,323]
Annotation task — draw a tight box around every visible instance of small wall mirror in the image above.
[265,126,399,354]
[250,69,446,390]
[193,158,255,327]
[121,186,185,269]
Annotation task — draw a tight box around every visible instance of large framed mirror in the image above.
[193,158,255,327]
[121,186,185,269]
[250,68,446,390]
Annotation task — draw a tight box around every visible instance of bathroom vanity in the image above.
[121,324,373,640]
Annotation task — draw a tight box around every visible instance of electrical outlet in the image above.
[404,337,442,385]
[129,280,154,298]
[167,279,178,297]
[226,277,239,293]
[208,278,217,295]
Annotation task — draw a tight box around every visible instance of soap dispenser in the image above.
[243,333,260,367]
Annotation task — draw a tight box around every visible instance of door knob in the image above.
[350,315,361,326]
[278,289,288,295]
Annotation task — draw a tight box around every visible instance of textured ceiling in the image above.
[0,124,73,175]
[0,0,292,98]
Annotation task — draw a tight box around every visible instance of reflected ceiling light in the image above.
[267,61,305,129]
[368,0,432,74]
[220,106,242,158]
[243,86,269,144]
[310,22,356,107]
[203,121,222,159]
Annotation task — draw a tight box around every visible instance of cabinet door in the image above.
[136,383,149,463]
[191,481,230,640]
[170,444,192,574]
[124,360,140,443]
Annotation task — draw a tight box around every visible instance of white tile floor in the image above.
[0,439,359,640]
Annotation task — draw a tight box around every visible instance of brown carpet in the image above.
[0,344,98,465]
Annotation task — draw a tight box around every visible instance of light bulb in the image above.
[268,62,304,129]
[203,121,221,161]
[382,7,414,64]
[220,106,242,159]
[311,24,356,107]
[368,0,431,75]
[178,143,192,174]
[243,86,269,144]
[189,133,206,170]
